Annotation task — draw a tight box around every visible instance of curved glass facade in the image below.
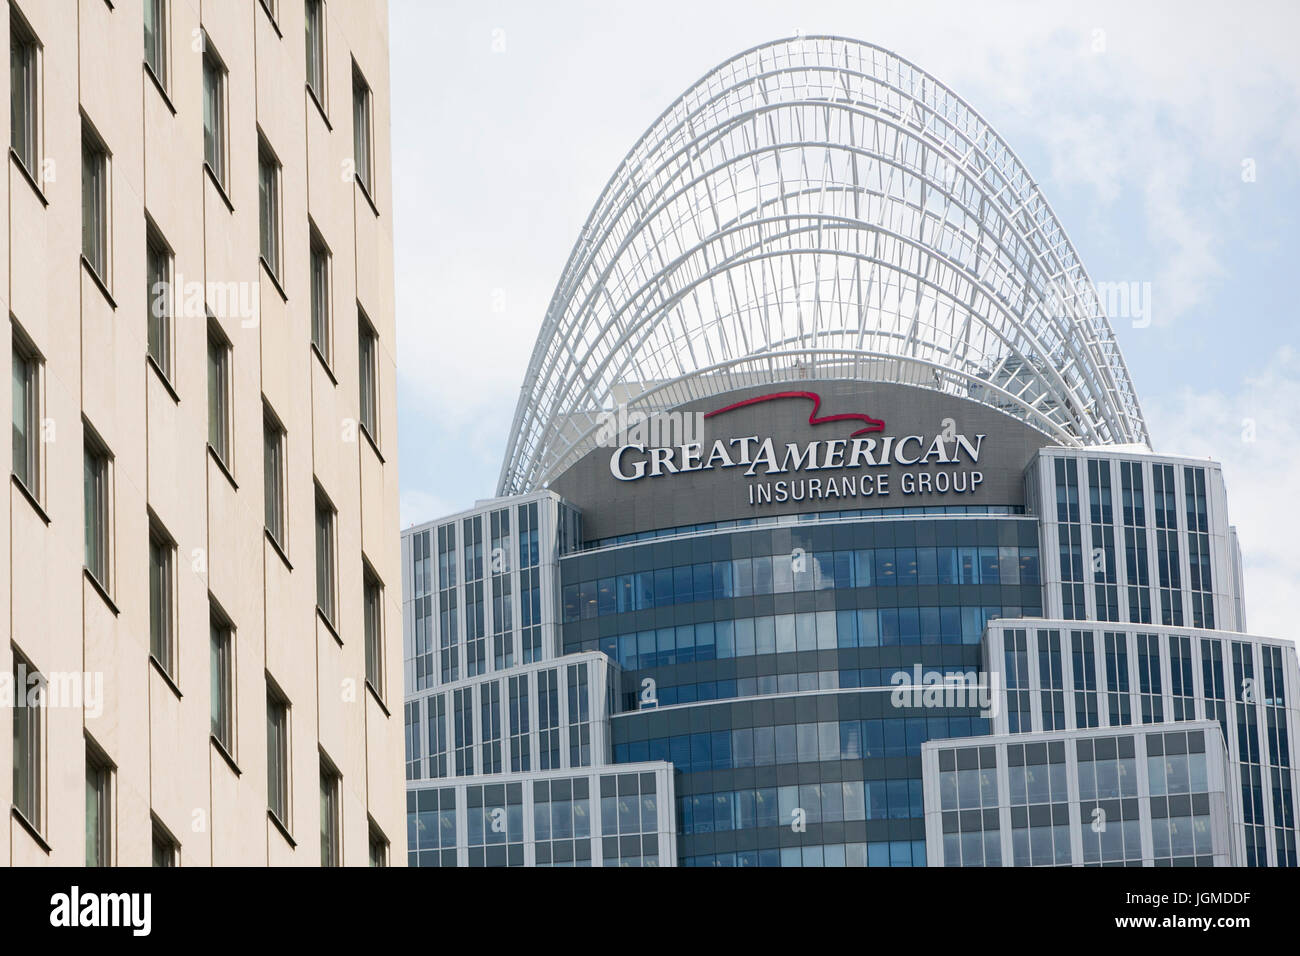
[559,515,1038,865]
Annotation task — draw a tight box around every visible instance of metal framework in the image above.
[498,36,1149,496]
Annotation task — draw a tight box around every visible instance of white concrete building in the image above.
[3,0,402,866]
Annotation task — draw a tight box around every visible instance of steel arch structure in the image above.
[498,36,1149,496]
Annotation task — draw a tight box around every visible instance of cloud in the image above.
[391,0,1300,532]
[1144,347,1300,644]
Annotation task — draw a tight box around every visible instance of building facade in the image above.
[402,36,1298,866]
[4,0,403,865]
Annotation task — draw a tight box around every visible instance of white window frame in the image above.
[11,647,44,834]
[201,32,228,189]
[10,5,42,180]
[85,737,115,867]
[81,119,112,287]
[266,679,291,829]
[148,515,177,681]
[263,404,287,550]
[83,423,114,594]
[143,0,169,92]
[151,815,180,866]
[146,220,174,383]
[12,321,43,501]
[309,223,332,366]
[258,134,282,280]
[315,485,338,628]
[305,0,326,110]
[351,60,373,197]
[363,560,384,698]
[210,603,236,757]
[358,308,379,443]
[319,755,342,866]
[207,319,232,469]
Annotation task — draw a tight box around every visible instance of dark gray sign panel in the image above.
[549,381,1057,541]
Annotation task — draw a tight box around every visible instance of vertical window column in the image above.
[1152,464,1184,626]
[1087,459,1118,621]
[1054,458,1085,619]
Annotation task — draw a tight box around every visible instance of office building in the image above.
[402,36,1298,866]
[4,0,402,866]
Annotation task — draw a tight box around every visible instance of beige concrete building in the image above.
[2,0,403,865]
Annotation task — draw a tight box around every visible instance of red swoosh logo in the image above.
[704,391,885,437]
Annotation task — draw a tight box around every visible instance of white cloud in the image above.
[1144,347,1300,644]
[392,0,1300,530]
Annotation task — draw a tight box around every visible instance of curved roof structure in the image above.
[498,36,1149,495]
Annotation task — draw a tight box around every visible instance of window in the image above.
[267,685,290,826]
[315,488,337,627]
[84,431,112,590]
[210,608,234,753]
[12,327,41,495]
[149,521,176,679]
[151,820,178,866]
[352,63,372,194]
[358,312,378,440]
[81,125,110,282]
[368,821,388,867]
[146,225,173,380]
[263,408,286,548]
[85,744,113,866]
[143,0,167,87]
[202,36,227,186]
[364,565,383,696]
[10,8,39,175]
[320,760,341,866]
[305,0,325,105]
[12,652,42,830]
[207,323,231,466]
[258,137,281,278]
[310,228,331,363]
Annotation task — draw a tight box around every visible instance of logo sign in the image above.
[608,390,986,507]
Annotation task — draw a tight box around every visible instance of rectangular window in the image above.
[263,409,286,548]
[84,432,112,590]
[315,488,337,626]
[12,328,41,495]
[358,312,378,440]
[210,609,234,753]
[267,686,289,825]
[149,521,176,679]
[207,324,231,466]
[364,565,383,697]
[146,225,173,380]
[151,821,178,866]
[81,126,110,281]
[202,37,227,186]
[368,821,388,867]
[85,745,113,866]
[305,0,325,105]
[143,0,167,87]
[258,138,281,278]
[352,64,372,194]
[320,760,341,866]
[310,228,331,363]
[10,9,39,175]
[12,652,42,830]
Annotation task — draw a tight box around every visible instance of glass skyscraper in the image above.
[401,36,1298,867]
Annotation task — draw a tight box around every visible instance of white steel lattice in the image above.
[498,36,1149,495]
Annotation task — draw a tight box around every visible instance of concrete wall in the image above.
[2,0,402,866]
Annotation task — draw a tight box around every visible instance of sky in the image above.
[389,0,1300,641]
